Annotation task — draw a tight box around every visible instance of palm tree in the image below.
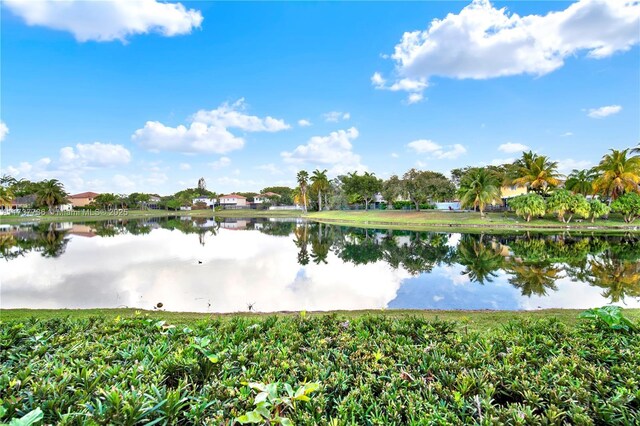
[296,170,309,213]
[35,179,68,213]
[310,169,330,211]
[511,152,561,193]
[0,186,15,210]
[587,256,640,303]
[565,168,597,196]
[457,168,501,218]
[506,262,560,297]
[593,149,640,201]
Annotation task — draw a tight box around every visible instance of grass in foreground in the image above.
[307,210,639,232]
[1,310,639,424]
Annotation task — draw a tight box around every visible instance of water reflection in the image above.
[1,217,639,311]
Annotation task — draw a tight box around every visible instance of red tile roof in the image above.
[221,194,246,199]
[69,192,100,199]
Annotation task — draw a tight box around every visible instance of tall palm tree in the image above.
[565,168,597,196]
[310,169,330,211]
[0,186,15,209]
[35,179,68,213]
[456,235,505,284]
[457,168,501,218]
[296,170,309,213]
[511,152,561,193]
[506,262,560,297]
[593,149,640,201]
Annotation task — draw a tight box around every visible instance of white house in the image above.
[253,192,281,204]
[192,197,217,208]
[219,194,247,207]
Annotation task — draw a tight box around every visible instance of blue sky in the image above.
[1,0,638,195]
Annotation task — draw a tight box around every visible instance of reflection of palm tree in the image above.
[506,262,560,297]
[587,256,640,303]
[309,223,330,264]
[293,224,310,265]
[36,226,70,258]
[457,235,505,284]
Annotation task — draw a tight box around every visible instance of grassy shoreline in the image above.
[2,308,638,424]
[3,308,640,333]
[306,210,640,233]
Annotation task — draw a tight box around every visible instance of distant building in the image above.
[253,192,281,204]
[192,197,217,208]
[10,194,37,210]
[219,194,247,207]
[69,192,100,207]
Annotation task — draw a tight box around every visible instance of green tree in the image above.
[511,151,561,194]
[546,189,590,223]
[341,172,382,210]
[456,235,505,284]
[593,149,640,201]
[506,262,560,297]
[261,186,294,205]
[93,193,118,209]
[588,199,610,223]
[508,193,546,222]
[610,192,640,223]
[0,186,15,209]
[565,168,597,196]
[310,169,330,211]
[296,170,309,213]
[381,175,402,209]
[35,179,68,213]
[457,168,501,218]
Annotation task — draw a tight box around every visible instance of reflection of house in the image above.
[69,224,97,238]
[192,197,217,208]
[219,194,247,207]
[220,220,248,230]
[69,192,100,207]
[52,222,73,231]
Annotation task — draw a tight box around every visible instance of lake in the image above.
[2,216,639,312]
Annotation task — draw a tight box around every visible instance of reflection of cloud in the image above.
[1,228,409,312]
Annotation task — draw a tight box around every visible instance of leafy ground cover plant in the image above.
[579,306,638,332]
[1,313,639,424]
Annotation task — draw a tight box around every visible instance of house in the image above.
[219,194,247,207]
[253,192,281,204]
[69,192,100,207]
[9,194,37,210]
[192,196,217,208]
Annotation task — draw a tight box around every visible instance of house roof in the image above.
[261,192,281,197]
[11,194,37,205]
[69,191,100,199]
[221,194,246,199]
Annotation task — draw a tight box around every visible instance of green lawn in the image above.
[307,210,639,232]
[1,309,638,424]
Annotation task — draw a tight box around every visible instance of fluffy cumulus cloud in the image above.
[322,111,351,122]
[209,156,231,169]
[407,139,467,160]
[297,119,312,127]
[281,127,365,174]
[132,99,290,154]
[0,121,9,142]
[557,158,592,174]
[374,0,640,102]
[498,142,529,153]
[587,105,622,118]
[4,0,203,42]
[59,142,131,168]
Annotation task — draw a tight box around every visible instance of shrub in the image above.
[508,193,545,222]
[610,192,640,223]
[588,199,610,222]
[546,189,590,223]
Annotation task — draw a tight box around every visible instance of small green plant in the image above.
[579,306,638,332]
[236,382,320,425]
[0,407,43,426]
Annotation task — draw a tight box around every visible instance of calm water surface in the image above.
[2,217,639,312]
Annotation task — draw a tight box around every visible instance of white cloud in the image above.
[407,139,467,160]
[132,99,290,154]
[209,156,231,169]
[498,142,529,153]
[376,0,640,101]
[557,158,592,174]
[323,111,351,122]
[256,163,284,175]
[391,153,399,158]
[297,119,312,127]
[179,163,191,170]
[561,132,573,137]
[586,105,622,118]
[281,127,365,175]
[0,121,9,142]
[406,93,424,104]
[4,0,203,42]
[59,142,131,168]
